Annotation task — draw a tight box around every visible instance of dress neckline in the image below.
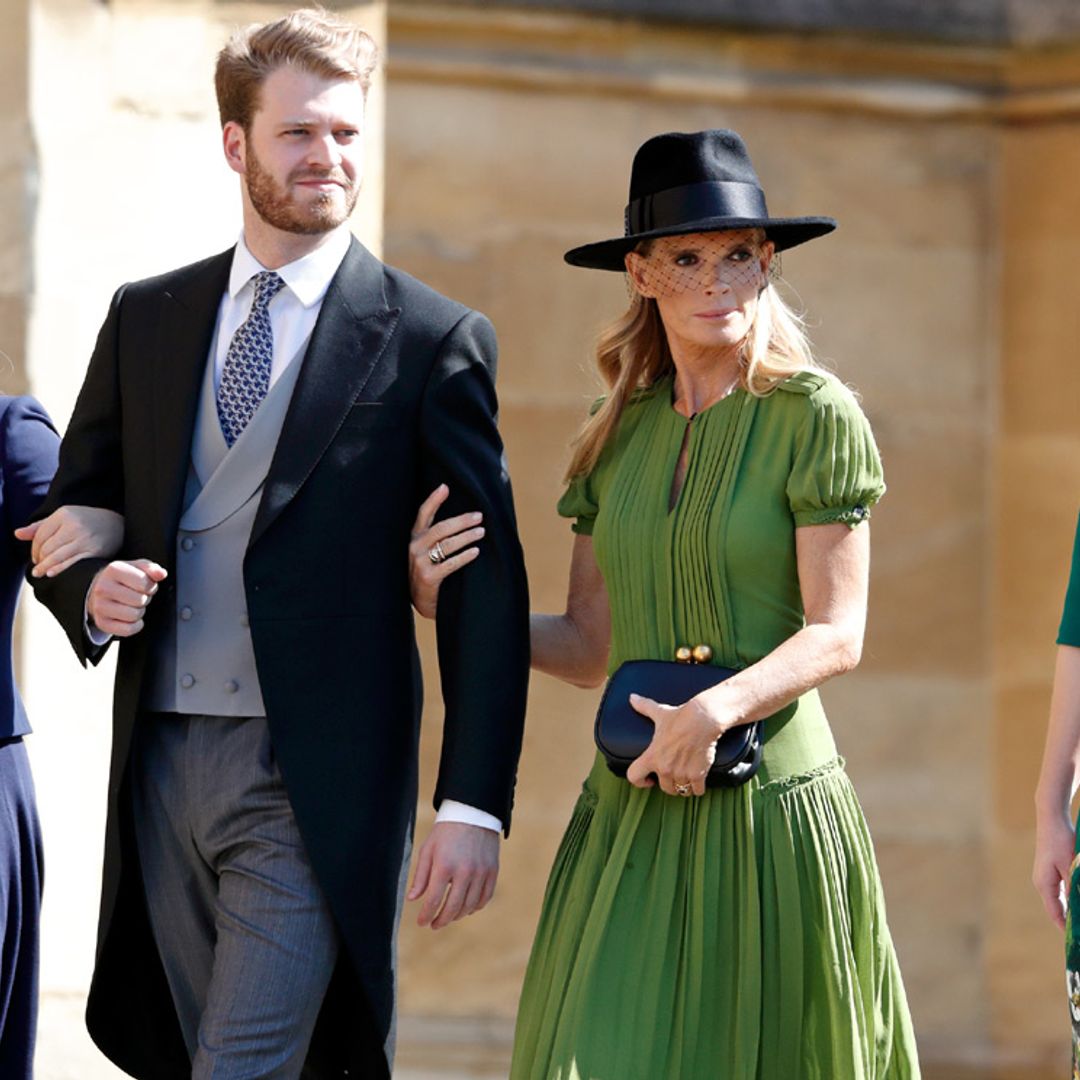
[662,373,745,423]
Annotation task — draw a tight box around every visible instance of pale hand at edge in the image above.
[15,505,124,578]
[1033,813,1075,931]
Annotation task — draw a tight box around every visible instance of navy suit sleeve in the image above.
[0,399,59,739]
[418,310,530,834]
[25,286,128,667]
[0,397,60,535]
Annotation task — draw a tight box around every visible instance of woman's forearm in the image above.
[530,612,609,688]
[698,619,863,732]
[692,520,869,733]
[1035,645,1080,820]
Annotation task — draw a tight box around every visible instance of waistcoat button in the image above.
[224,679,239,694]
[180,537,195,552]
[180,673,195,689]
[179,606,193,621]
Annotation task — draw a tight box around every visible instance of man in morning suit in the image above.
[26,10,529,1078]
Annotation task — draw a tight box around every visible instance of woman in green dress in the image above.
[411,129,920,1078]
[1033,511,1080,1076]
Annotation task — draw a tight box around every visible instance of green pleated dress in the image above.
[510,370,920,1080]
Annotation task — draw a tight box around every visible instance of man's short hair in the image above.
[215,7,379,131]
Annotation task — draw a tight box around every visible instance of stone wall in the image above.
[5,0,1080,1074]
[393,0,1080,46]
[387,5,1080,1070]
[990,120,1080,1059]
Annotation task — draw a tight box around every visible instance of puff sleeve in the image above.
[1057,511,1080,647]
[786,380,885,528]
[556,397,607,536]
[557,471,599,536]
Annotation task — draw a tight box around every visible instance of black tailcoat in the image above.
[29,240,530,1079]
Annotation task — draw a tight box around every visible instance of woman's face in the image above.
[625,229,774,353]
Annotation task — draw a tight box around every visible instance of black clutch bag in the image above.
[594,657,763,788]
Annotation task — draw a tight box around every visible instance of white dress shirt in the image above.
[87,228,501,834]
[214,229,351,391]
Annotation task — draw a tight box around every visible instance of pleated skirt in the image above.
[510,753,920,1080]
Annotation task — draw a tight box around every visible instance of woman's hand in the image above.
[14,505,125,578]
[624,693,727,797]
[408,484,485,619]
[1034,812,1076,931]
[1034,645,1080,931]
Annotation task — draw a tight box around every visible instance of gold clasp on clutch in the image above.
[675,644,713,665]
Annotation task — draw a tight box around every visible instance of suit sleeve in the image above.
[26,286,129,667]
[418,310,530,835]
[0,397,61,535]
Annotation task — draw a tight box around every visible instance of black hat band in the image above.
[625,180,769,236]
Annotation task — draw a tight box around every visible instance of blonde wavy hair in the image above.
[565,233,821,481]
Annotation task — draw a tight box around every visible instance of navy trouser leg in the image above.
[0,737,42,1080]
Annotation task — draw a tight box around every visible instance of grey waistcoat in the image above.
[141,338,307,716]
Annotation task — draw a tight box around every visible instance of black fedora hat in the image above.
[564,130,836,271]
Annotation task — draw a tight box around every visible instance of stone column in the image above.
[0,0,32,396]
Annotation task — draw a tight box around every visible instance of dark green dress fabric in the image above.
[509,371,920,1079]
[1058,511,1080,647]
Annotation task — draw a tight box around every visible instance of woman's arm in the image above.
[1033,645,1080,929]
[626,521,869,795]
[531,534,611,688]
[410,489,610,687]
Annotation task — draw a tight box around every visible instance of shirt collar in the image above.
[228,227,353,308]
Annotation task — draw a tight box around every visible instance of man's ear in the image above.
[222,121,246,177]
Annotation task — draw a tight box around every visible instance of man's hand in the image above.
[87,559,168,638]
[406,821,499,930]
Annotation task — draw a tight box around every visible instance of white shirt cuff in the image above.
[435,800,502,833]
[84,592,112,647]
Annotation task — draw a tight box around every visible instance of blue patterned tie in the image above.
[216,270,286,447]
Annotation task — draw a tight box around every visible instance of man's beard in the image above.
[245,146,359,235]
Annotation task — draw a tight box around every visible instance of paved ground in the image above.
[36,995,513,1079]
[35,991,1064,1079]
[37,994,124,1080]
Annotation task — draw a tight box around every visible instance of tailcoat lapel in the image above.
[249,239,400,547]
[154,250,233,551]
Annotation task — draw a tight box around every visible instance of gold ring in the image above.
[674,782,692,796]
[428,542,446,565]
